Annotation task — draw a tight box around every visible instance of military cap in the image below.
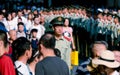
[50,16,65,26]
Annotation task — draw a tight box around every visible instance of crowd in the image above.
[0,5,120,75]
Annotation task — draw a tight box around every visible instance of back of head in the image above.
[0,30,8,48]
[12,37,31,61]
[91,41,108,49]
[38,33,55,49]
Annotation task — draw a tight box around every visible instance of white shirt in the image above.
[30,24,45,39]
[111,70,119,75]
[26,20,33,31]
[15,61,30,75]
[12,16,27,30]
[3,20,16,31]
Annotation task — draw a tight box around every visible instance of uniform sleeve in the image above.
[35,62,44,75]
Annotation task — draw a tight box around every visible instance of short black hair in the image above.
[90,41,108,49]
[38,33,55,49]
[30,29,38,33]
[12,37,31,61]
[17,22,24,26]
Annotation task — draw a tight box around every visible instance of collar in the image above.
[111,70,119,75]
[55,36,64,40]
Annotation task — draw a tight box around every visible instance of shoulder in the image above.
[0,55,13,63]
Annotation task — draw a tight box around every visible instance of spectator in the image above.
[3,12,15,31]
[17,22,26,38]
[12,37,32,75]
[30,15,45,39]
[30,29,38,51]
[91,50,120,75]
[63,18,76,50]
[26,12,34,32]
[35,33,69,75]
[0,30,16,75]
[76,41,108,75]
[8,30,17,55]
[12,10,27,30]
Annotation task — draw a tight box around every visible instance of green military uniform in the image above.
[50,16,71,69]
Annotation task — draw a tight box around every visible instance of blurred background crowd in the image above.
[0,0,120,75]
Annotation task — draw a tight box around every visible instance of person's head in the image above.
[12,37,32,61]
[17,10,23,17]
[11,11,16,18]
[107,13,113,21]
[64,18,70,27]
[97,12,103,19]
[92,50,120,75]
[113,50,120,63]
[91,41,108,58]
[0,30,8,56]
[17,22,24,32]
[38,33,56,56]
[27,50,43,64]
[6,12,12,21]
[51,16,65,36]
[114,15,120,24]
[8,30,17,43]
[28,12,33,20]
[30,29,38,38]
[33,15,40,25]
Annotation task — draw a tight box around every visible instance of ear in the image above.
[40,44,44,49]
[25,50,30,57]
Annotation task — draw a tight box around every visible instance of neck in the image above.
[0,47,5,57]
[18,55,28,64]
[29,61,36,74]
[43,49,56,58]
[34,23,39,26]
[55,35,62,40]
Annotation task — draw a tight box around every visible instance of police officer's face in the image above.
[54,26,63,35]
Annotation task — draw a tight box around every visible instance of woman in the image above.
[63,18,75,50]
[3,12,15,31]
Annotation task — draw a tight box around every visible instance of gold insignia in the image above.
[58,17,62,21]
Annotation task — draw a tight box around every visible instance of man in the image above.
[76,41,108,75]
[50,16,71,69]
[35,33,69,75]
[0,30,16,75]
[12,37,32,75]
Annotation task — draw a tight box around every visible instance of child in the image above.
[30,29,38,51]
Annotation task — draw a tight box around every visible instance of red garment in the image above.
[0,54,16,75]
[8,46,13,55]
